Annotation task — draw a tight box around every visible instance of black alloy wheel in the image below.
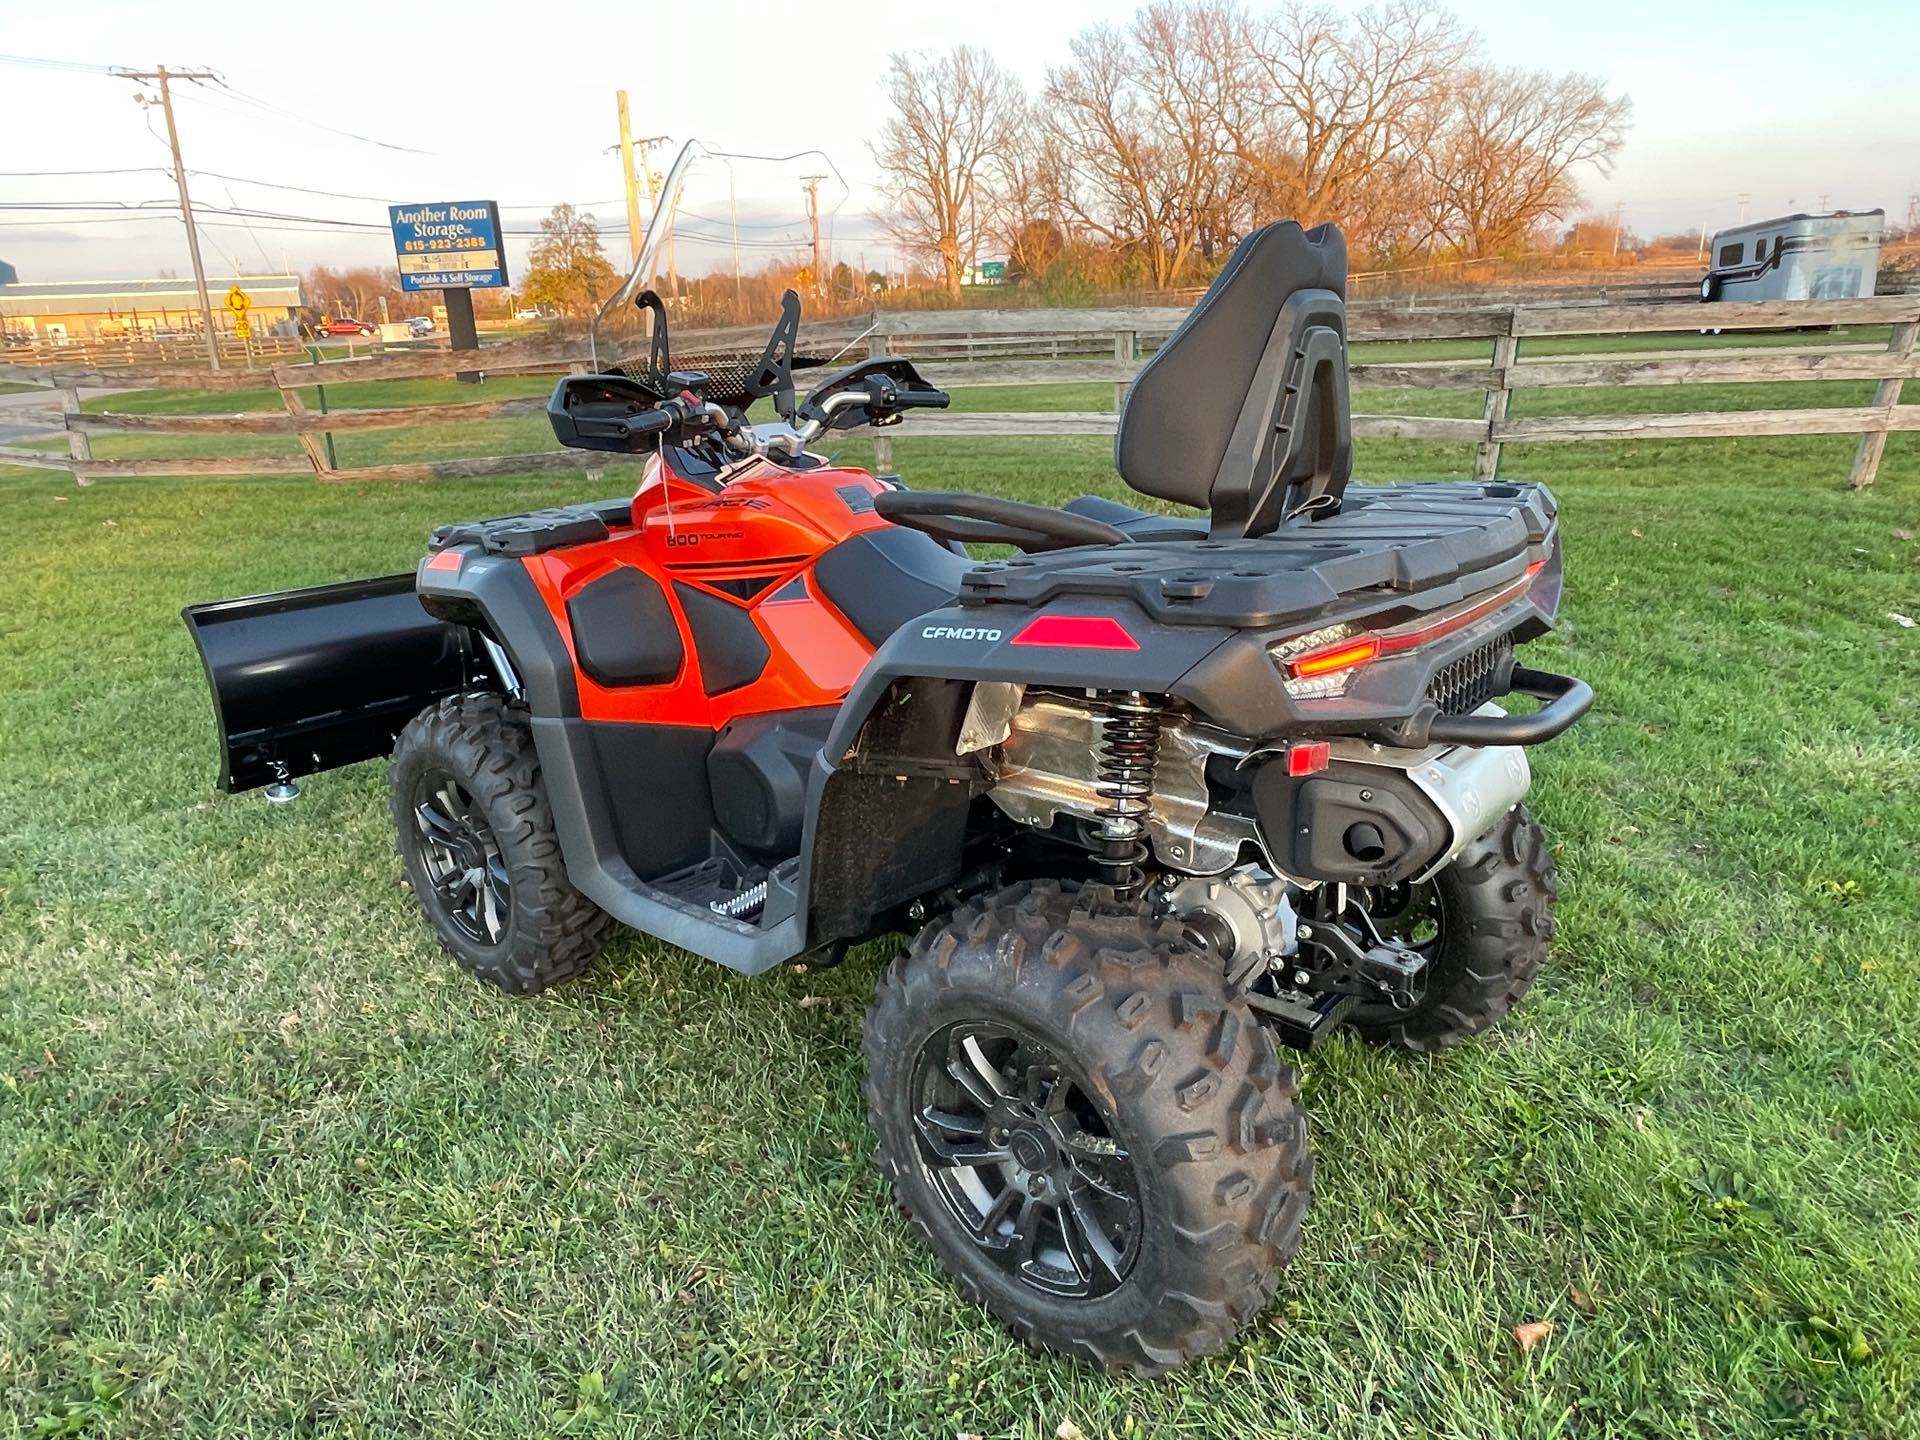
[910,1019,1142,1300]
[409,770,511,946]
[864,881,1313,1375]
[388,693,610,994]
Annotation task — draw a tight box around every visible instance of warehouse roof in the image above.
[0,273,304,314]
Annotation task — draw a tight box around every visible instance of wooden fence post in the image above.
[869,329,895,473]
[1113,330,1137,413]
[1473,313,1518,480]
[277,379,334,477]
[58,384,93,486]
[1848,320,1917,490]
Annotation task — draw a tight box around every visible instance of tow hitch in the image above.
[1293,901,1425,1006]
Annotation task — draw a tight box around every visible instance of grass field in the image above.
[1,355,1918,1438]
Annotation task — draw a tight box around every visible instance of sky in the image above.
[1,0,1916,286]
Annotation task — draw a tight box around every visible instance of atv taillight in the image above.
[1274,561,1545,700]
[1290,637,1378,678]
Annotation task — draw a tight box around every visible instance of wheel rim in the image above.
[410,771,510,946]
[908,1020,1143,1300]
[1364,880,1443,951]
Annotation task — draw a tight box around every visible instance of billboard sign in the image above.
[389,201,508,292]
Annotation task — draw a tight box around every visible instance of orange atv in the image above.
[186,145,1587,1375]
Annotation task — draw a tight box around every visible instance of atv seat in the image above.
[867,220,1357,558]
[1062,495,1208,541]
[1115,219,1352,538]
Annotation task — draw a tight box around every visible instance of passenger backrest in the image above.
[1114,221,1353,538]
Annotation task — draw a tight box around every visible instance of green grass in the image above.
[2,373,1919,1437]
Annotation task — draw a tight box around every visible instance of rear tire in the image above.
[390,693,611,994]
[864,881,1312,1375]
[1346,804,1557,1052]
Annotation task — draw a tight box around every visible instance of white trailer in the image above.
[1701,210,1883,302]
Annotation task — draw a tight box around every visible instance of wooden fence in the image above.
[0,333,309,370]
[1,294,1915,490]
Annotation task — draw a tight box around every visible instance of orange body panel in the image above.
[521,456,893,727]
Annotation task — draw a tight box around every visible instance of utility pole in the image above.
[1816,193,1831,213]
[1736,192,1751,225]
[604,127,671,288]
[117,65,222,369]
[802,175,826,295]
[615,91,644,267]
[1610,202,1625,258]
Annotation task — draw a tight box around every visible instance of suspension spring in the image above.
[1093,692,1163,898]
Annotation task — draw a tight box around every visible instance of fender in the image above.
[822,599,1236,760]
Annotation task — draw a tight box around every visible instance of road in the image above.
[0,385,135,449]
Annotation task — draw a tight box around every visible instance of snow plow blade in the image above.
[183,574,470,793]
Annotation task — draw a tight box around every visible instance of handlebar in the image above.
[618,394,733,442]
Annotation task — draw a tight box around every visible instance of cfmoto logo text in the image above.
[921,625,1003,642]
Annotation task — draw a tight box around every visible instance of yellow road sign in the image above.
[226,286,251,315]
[233,316,252,340]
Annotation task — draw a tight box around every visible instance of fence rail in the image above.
[1,295,1915,489]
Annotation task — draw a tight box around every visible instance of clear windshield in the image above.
[590,140,869,402]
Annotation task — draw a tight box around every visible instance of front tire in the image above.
[864,881,1312,1375]
[1346,804,1558,1052]
[390,693,611,994]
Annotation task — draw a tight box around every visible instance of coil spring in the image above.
[1094,692,1163,898]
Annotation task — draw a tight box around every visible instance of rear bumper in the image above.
[1425,666,1592,747]
[183,575,471,792]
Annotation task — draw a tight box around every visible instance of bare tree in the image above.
[1415,68,1630,257]
[1042,3,1244,288]
[872,46,1027,298]
[1228,1,1470,250]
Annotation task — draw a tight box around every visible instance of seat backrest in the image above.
[1115,221,1354,538]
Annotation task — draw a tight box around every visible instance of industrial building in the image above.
[0,269,305,342]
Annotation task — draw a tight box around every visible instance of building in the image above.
[0,271,306,341]
[1701,210,1884,303]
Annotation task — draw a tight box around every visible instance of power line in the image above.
[0,166,171,178]
[168,78,437,156]
[0,52,121,75]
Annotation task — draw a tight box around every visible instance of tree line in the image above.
[874,0,1632,296]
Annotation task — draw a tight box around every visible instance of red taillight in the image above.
[1286,562,1544,681]
[1009,615,1141,651]
[1287,741,1330,776]
[424,549,462,573]
[1288,636,1378,679]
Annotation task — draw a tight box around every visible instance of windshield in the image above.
[590,140,870,405]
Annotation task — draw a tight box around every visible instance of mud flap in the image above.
[183,574,471,793]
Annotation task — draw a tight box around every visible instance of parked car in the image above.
[316,318,376,337]
[405,316,435,337]
[513,307,550,321]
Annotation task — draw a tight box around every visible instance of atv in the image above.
[185,142,1589,1374]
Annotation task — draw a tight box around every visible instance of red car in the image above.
[314,318,375,337]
